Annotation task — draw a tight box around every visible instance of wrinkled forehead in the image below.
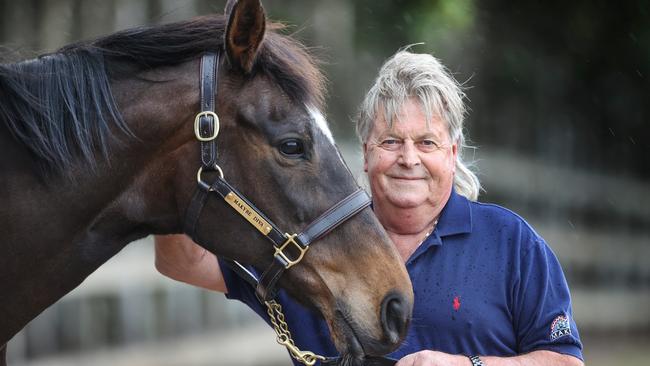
[373,100,447,136]
[378,98,446,126]
[371,103,432,131]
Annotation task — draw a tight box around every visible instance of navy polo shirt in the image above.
[219,189,583,364]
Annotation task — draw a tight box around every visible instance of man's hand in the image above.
[154,234,227,293]
[396,350,470,366]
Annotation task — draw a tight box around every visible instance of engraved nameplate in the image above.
[224,192,273,235]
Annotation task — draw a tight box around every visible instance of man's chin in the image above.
[385,194,428,209]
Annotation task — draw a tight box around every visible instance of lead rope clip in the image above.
[265,300,326,366]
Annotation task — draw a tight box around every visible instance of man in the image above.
[156,50,584,365]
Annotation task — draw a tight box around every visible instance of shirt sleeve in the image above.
[514,238,584,360]
[218,258,270,324]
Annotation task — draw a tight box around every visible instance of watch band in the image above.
[469,355,485,366]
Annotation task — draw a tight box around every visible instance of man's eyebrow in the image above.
[412,131,442,141]
[377,131,403,139]
[377,130,440,140]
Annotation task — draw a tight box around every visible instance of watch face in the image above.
[470,356,485,366]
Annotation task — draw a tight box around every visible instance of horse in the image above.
[0,0,413,365]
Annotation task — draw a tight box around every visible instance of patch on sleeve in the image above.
[550,314,572,341]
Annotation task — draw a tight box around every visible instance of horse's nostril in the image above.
[380,293,410,344]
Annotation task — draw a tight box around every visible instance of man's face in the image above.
[363,98,457,211]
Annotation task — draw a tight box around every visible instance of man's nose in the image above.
[398,140,420,168]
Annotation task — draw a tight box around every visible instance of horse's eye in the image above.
[279,139,305,157]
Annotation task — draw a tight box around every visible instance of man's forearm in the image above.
[396,350,583,366]
[481,350,583,366]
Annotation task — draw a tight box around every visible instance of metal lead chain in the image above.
[265,300,326,366]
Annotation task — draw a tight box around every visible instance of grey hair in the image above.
[356,50,481,201]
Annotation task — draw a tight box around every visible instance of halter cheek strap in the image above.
[196,52,219,168]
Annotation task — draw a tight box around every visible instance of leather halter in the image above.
[184,52,371,302]
[184,52,398,366]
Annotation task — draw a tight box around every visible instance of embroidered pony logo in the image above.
[453,296,461,311]
[550,314,571,341]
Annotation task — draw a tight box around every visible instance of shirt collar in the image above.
[370,188,472,252]
[405,189,473,264]
[435,188,473,238]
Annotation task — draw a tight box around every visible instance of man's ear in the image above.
[224,0,266,74]
[363,143,369,173]
[451,142,458,173]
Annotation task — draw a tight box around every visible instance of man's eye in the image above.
[381,139,401,149]
[418,140,441,150]
[421,140,438,146]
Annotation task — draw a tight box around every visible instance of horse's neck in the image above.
[0,153,119,342]
[0,61,198,344]
[0,128,149,334]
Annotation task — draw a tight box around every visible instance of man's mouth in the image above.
[390,176,424,180]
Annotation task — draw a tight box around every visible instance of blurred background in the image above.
[1,0,649,365]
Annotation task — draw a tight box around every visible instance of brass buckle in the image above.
[194,111,220,141]
[277,334,324,366]
[274,233,308,269]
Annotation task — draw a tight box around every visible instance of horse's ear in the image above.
[225,0,266,74]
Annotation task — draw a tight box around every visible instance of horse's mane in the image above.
[0,14,325,172]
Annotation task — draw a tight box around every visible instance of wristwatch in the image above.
[468,355,485,366]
